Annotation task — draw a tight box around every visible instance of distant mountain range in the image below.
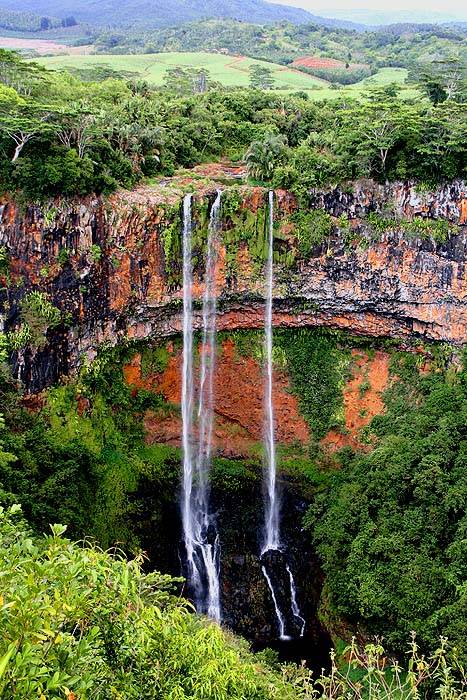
[313,8,467,27]
[0,0,363,29]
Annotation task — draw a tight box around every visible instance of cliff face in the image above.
[124,342,392,456]
[0,179,465,394]
[1,180,465,650]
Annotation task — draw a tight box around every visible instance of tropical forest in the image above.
[0,0,466,697]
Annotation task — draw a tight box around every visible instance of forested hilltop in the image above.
[0,8,71,32]
[0,49,465,200]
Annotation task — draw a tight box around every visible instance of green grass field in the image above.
[36,52,414,99]
[37,51,326,90]
[303,67,418,100]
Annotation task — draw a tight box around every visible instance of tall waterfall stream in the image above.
[262,190,280,556]
[181,190,305,638]
[261,191,306,641]
[181,191,222,622]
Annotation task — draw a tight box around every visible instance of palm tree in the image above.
[245,133,287,182]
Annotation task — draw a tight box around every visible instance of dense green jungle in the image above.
[0,10,466,699]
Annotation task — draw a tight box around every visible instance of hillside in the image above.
[0,7,65,32]
[92,18,467,73]
[35,51,327,90]
[35,52,415,99]
[0,0,359,28]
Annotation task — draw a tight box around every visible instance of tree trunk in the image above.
[11,141,25,163]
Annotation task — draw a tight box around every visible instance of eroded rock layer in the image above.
[0,179,465,393]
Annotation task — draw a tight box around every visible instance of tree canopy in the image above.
[0,51,465,200]
[308,353,467,659]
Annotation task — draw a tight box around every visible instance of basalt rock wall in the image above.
[0,180,465,393]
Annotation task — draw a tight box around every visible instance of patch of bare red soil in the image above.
[292,56,367,70]
[323,350,390,451]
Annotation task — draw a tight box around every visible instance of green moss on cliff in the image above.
[275,329,351,440]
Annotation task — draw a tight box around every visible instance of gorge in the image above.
[1,25,466,697]
[0,176,465,662]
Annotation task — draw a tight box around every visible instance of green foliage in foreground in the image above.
[308,352,467,659]
[0,505,297,699]
[1,504,467,700]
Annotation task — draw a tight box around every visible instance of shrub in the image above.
[293,208,334,257]
[9,291,63,350]
[245,133,287,182]
[0,504,302,699]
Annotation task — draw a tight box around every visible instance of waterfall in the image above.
[181,193,195,598]
[181,191,222,622]
[261,565,287,639]
[194,190,221,620]
[261,191,305,640]
[287,563,306,637]
[262,190,280,554]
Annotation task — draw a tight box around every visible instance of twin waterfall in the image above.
[180,190,304,638]
[181,191,221,621]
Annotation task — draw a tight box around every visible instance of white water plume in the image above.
[181,191,222,622]
[261,191,305,640]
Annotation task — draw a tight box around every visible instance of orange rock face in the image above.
[123,340,396,456]
[323,350,390,451]
[0,179,465,395]
[124,338,309,457]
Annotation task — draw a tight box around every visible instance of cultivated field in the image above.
[36,52,413,99]
[302,67,416,100]
[0,36,92,55]
[36,52,325,89]
[292,56,367,70]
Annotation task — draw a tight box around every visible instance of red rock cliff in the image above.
[0,179,465,393]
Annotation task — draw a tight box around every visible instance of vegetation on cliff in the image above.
[308,351,467,660]
[0,341,179,548]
